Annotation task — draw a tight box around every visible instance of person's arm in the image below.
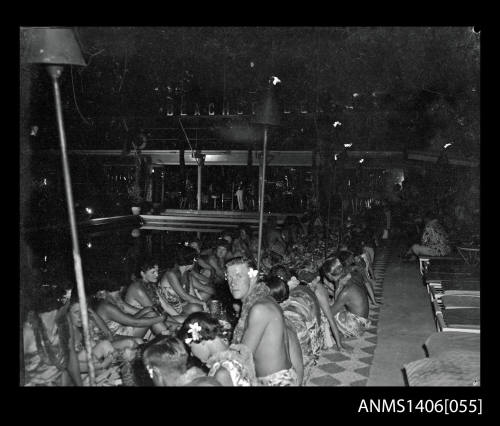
[89,309,113,340]
[188,272,216,296]
[189,269,212,286]
[241,303,269,355]
[104,303,166,327]
[313,282,346,352]
[134,306,156,318]
[196,257,216,275]
[287,325,304,385]
[164,271,204,305]
[208,256,225,280]
[119,299,142,316]
[360,269,378,305]
[330,291,348,316]
[214,367,234,386]
[66,318,83,386]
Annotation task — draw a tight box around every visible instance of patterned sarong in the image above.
[207,344,257,386]
[334,310,371,338]
[257,366,299,386]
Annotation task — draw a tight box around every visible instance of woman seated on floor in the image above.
[142,335,221,386]
[124,258,181,337]
[177,312,261,386]
[187,238,217,279]
[322,257,372,339]
[232,225,253,258]
[337,249,377,306]
[66,295,142,385]
[159,247,210,315]
[404,211,451,260]
[23,284,80,386]
[207,239,233,285]
[272,265,346,354]
[91,277,173,340]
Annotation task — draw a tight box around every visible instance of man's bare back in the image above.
[242,296,292,378]
[334,282,369,318]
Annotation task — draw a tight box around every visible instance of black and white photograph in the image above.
[20,26,480,390]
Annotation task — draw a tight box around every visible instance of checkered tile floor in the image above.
[306,246,390,386]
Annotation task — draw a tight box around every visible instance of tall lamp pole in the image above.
[22,27,96,386]
[254,81,281,270]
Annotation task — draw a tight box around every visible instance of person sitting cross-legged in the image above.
[328,258,372,339]
[92,277,170,340]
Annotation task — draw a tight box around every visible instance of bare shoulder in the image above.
[127,282,147,298]
[249,297,281,319]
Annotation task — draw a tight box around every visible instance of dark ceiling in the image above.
[22,26,480,155]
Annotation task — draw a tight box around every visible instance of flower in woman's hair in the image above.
[184,241,189,246]
[247,268,258,279]
[287,276,300,290]
[184,322,202,344]
[146,365,154,379]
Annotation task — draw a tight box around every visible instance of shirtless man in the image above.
[227,257,298,386]
[329,259,371,339]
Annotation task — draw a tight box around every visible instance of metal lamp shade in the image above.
[254,85,281,126]
[21,27,86,66]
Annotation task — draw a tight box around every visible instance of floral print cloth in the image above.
[334,310,371,338]
[421,219,451,256]
[257,366,299,386]
[207,343,257,386]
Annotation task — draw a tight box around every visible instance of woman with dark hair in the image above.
[187,238,217,278]
[65,292,147,386]
[267,264,346,382]
[282,215,305,248]
[23,284,80,386]
[142,335,220,386]
[177,312,258,386]
[232,225,252,258]
[207,239,233,284]
[92,277,172,340]
[159,247,209,317]
[124,258,172,337]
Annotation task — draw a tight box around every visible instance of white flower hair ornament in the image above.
[247,268,258,279]
[287,276,300,290]
[184,322,202,344]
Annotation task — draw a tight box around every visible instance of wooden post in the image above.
[257,127,268,270]
[49,65,95,386]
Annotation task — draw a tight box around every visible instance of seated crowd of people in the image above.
[22,215,382,386]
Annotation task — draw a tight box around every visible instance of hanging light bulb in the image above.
[270,76,281,85]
